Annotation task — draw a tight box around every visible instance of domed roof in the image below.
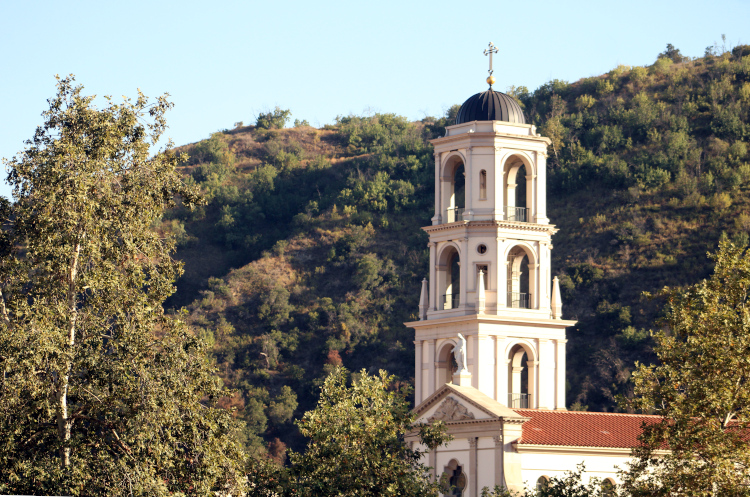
[455,89,526,125]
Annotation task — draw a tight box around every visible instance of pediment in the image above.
[414,384,528,424]
[427,397,476,422]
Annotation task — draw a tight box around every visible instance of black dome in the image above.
[455,89,525,125]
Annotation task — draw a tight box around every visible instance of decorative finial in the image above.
[484,42,498,88]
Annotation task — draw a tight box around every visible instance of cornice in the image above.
[513,443,669,457]
[430,132,552,147]
[406,315,577,329]
[423,221,558,235]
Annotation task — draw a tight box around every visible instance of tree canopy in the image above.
[0,76,247,496]
[622,239,750,496]
[287,366,448,497]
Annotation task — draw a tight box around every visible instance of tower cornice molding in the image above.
[422,221,558,235]
[406,314,577,329]
[431,131,552,147]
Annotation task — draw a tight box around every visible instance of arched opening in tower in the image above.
[436,342,459,386]
[448,163,465,222]
[508,345,531,408]
[504,156,529,222]
[515,164,527,210]
[507,246,531,309]
[445,251,460,309]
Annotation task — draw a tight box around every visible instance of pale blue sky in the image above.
[1,0,748,199]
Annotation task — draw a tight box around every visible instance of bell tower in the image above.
[407,60,575,411]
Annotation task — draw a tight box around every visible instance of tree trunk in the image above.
[56,242,81,469]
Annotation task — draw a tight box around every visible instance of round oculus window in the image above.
[477,244,487,255]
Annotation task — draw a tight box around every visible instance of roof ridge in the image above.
[514,409,662,419]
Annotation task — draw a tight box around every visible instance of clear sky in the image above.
[1,0,748,199]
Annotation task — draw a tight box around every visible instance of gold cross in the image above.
[484,42,498,76]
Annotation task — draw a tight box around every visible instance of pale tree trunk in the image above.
[56,242,81,469]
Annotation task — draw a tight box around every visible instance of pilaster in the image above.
[414,340,422,404]
[427,339,436,400]
[556,339,567,410]
[469,437,478,497]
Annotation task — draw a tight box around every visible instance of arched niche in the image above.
[506,243,537,309]
[436,340,458,386]
[436,243,461,310]
[536,476,550,493]
[440,153,466,223]
[507,342,536,408]
[440,459,467,497]
[601,478,616,497]
[502,152,534,223]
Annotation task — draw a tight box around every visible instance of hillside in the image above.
[159,44,750,456]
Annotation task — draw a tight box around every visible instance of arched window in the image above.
[441,460,467,497]
[436,342,458,385]
[507,246,530,309]
[504,156,530,222]
[438,246,461,310]
[601,478,616,497]
[536,476,550,493]
[448,163,465,222]
[479,170,487,200]
[508,344,530,408]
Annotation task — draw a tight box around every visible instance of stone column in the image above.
[493,435,505,489]
[464,147,474,220]
[432,151,442,225]
[429,447,437,482]
[528,360,539,409]
[460,237,469,309]
[556,339,567,410]
[493,147,504,220]
[428,242,437,311]
[527,172,537,223]
[535,151,549,224]
[494,336,507,403]
[537,338,550,409]
[497,237,507,309]
[539,242,550,312]
[427,339,436,399]
[471,334,479,389]
[414,340,422,404]
[469,437,478,497]
[530,260,540,309]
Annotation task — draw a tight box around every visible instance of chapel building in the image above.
[405,57,656,496]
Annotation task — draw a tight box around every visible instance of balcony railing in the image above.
[508,393,530,409]
[446,207,465,223]
[505,206,529,222]
[442,294,460,310]
[508,292,531,309]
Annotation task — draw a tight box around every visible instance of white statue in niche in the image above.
[452,333,468,373]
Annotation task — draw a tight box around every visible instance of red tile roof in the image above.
[514,409,661,448]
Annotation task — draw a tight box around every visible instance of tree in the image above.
[288,367,449,497]
[0,76,247,495]
[622,239,750,496]
[256,106,291,130]
[658,43,688,63]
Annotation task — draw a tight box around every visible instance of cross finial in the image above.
[483,42,498,88]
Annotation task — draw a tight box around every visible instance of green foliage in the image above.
[480,464,611,496]
[256,106,291,130]
[288,367,449,497]
[623,239,750,496]
[0,76,246,495]
[659,43,689,63]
